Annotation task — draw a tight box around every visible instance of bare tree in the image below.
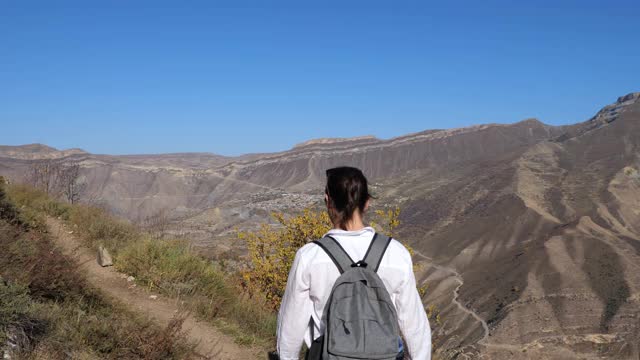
[26,160,85,203]
[59,162,85,204]
[139,208,171,238]
[27,159,60,195]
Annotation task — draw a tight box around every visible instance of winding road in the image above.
[413,250,490,344]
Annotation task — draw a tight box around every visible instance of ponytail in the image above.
[325,167,372,229]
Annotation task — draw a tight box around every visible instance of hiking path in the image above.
[46,216,261,360]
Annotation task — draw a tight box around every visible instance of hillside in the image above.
[403,93,640,358]
[1,93,640,358]
[0,183,200,359]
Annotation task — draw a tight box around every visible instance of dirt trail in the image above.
[414,250,529,359]
[414,250,525,354]
[46,217,261,360]
[413,250,490,343]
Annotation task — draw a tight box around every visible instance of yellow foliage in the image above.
[240,207,405,310]
[420,283,442,326]
[372,206,421,272]
[370,206,401,236]
[239,209,332,310]
[240,205,440,334]
[240,206,428,312]
[427,304,442,326]
[240,205,442,346]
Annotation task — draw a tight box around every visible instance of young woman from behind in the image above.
[275,166,431,360]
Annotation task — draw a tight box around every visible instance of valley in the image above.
[2,93,639,358]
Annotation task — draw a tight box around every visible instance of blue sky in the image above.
[1,0,639,156]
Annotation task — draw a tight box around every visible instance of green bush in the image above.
[116,237,276,343]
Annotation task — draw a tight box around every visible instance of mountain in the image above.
[1,93,639,359]
[0,144,87,160]
[0,116,563,222]
[399,93,640,358]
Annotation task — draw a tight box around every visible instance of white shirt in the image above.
[276,227,432,360]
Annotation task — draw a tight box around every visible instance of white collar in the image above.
[323,226,375,238]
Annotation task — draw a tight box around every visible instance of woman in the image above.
[276,166,431,359]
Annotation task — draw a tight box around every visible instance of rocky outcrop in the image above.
[554,92,640,142]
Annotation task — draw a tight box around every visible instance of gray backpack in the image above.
[306,233,400,360]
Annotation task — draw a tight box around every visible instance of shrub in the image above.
[239,205,442,350]
[240,207,403,311]
[116,237,276,343]
[117,237,230,297]
[67,205,138,253]
[239,209,331,310]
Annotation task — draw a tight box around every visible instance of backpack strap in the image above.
[363,233,392,272]
[313,236,355,274]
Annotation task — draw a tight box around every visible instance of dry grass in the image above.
[115,237,276,344]
[5,184,276,347]
[0,184,201,359]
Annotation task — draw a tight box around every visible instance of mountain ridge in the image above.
[0,117,562,164]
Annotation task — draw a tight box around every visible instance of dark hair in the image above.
[325,166,373,229]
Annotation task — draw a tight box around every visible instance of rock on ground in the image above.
[97,246,113,267]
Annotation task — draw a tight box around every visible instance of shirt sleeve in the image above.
[395,252,432,360]
[276,247,313,360]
